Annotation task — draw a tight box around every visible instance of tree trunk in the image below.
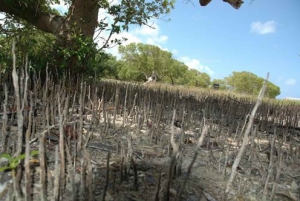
[52,0,99,75]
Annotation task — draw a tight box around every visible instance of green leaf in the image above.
[15,153,26,161]
[0,166,10,172]
[0,153,12,161]
[30,150,39,156]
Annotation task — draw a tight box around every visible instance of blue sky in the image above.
[2,0,299,99]
[167,0,300,99]
[103,0,300,99]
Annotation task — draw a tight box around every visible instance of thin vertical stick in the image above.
[102,152,110,201]
[225,73,269,198]
[11,39,23,200]
[102,88,107,134]
[25,98,33,201]
[22,54,29,115]
[176,124,208,200]
[123,84,129,127]
[166,109,178,200]
[12,39,23,157]
[53,145,60,201]
[39,130,47,201]
[1,84,8,153]
[77,81,86,152]
[42,64,49,130]
[79,158,86,200]
[86,153,93,201]
[129,93,137,118]
[57,92,66,192]
[131,155,138,191]
[270,132,283,200]
[263,128,276,199]
[154,169,161,201]
[113,85,120,129]
[65,137,76,201]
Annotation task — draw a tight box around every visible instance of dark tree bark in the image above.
[0,0,99,39]
[0,0,65,35]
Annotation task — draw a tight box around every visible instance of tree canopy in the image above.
[117,42,211,87]
[224,71,281,98]
[118,43,173,81]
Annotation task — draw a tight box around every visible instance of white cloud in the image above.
[285,78,296,86]
[105,32,142,58]
[250,21,276,35]
[179,57,214,75]
[146,35,168,45]
[134,22,168,46]
[50,1,68,14]
[172,49,178,55]
[134,24,159,36]
[101,20,168,58]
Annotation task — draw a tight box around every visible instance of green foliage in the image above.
[118,43,173,81]
[0,26,55,74]
[224,71,281,98]
[108,0,175,32]
[162,60,188,85]
[56,33,97,73]
[91,53,125,79]
[118,65,145,81]
[265,82,281,99]
[0,150,39,172]
[176,69,210,88]
[118,43,212,87]
[185,69,211,88]
[0,0,175,75]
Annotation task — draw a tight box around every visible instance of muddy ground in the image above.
[1,109,300,201]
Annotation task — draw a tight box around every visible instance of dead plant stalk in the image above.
[224,73,269,197]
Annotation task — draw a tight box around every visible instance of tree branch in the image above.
[0,0,64,34]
